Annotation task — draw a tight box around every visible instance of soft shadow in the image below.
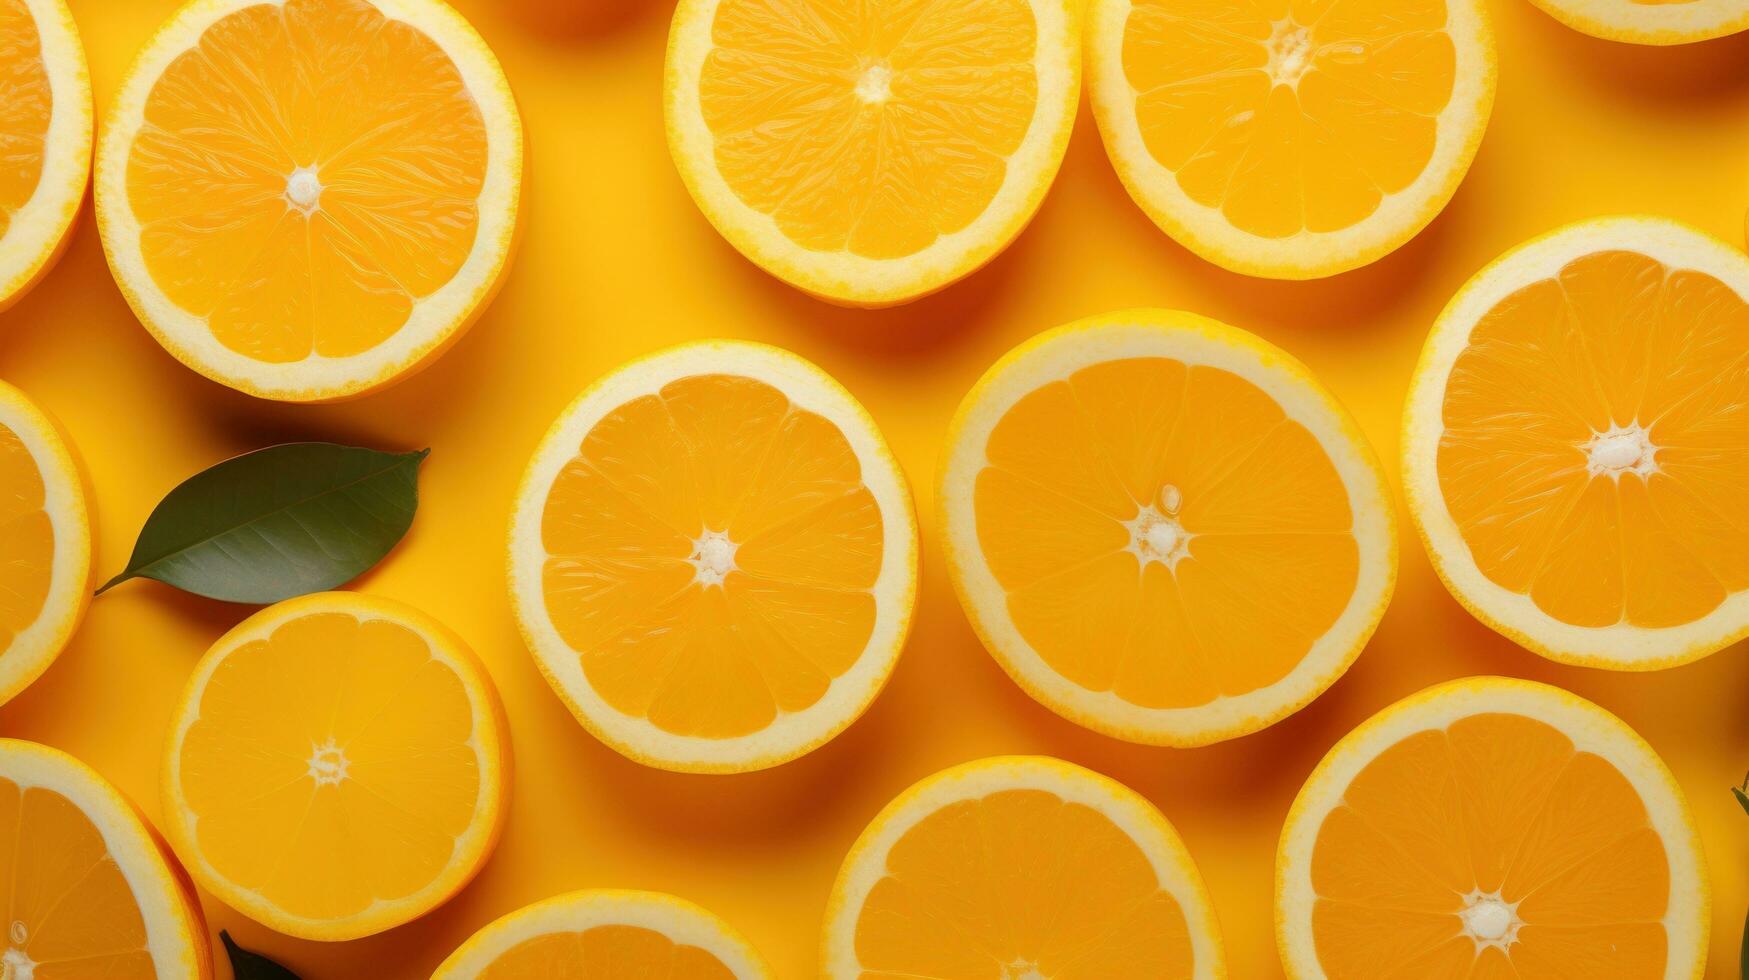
[1526,10,1749,102]
[489,0,669,45]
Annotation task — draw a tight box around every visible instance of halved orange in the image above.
[939,310,1396,745]
[1087,0,1495,279]
[823,756,1226,978]
[510,341,919,772]
[664,0,1080,306]
[0,738,210,978]
[0,0,90,311]
[161,591,512,941]
[0,380,89,706]
[1277,676,1707,979]
[94,0,522,402]
[1405,216,1749,669]
[433,890,772,980]
[1526,0,1749,43]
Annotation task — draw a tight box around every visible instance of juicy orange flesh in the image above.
[1124,0,1456,238]
[699,0,1039,259]
[0,422,52,654]
[0,0,49,243]
[1310,712,1670,978]
[0,778,156,978]
[1438,250,1749,629]
[541,373,883,740]
[854,787,1195,978]
[480,924,736,980]
[176,612,484,921]
[976,356,1357,708]
[127,0,487,363]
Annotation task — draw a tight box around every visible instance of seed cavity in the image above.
[689,528,739,588]
[306,739,351,788]
[1583,422,1658,479]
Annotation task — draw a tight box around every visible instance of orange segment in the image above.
[665,0,1080,305]
[0,420,52,652]
[512,343,918,772]
[0,0,49,243]
[1278,679,1705,980]
[940,311,1395,745]
[1087,0,1493,277]
[824,757,1225,979]
[1405,217,1749,667]
[0,0,89,311]
[162,593,510,941]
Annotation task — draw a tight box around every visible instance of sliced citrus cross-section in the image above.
[434,890,772,980]
[1526,0,1749,43]
[0,0,90,311]
[0,380,89,706]
[664,0,1080,306]
[1277,676,1707,979]
[940,310,1396,745]
[510,341,919,773]
[1405,216,1749,669]
[1087,0,1495,279]
[824,756,1226,978]
[0,738,211,978]
[94,0,522,402]
[161,591,512,941]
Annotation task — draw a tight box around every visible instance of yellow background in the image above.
[4,0,1749,975]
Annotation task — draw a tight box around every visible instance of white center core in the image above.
[855,63,893,104]
[1125,497,1192,568]
[307,739,350,787]
[3,945,35,980]
[1002,961,1046,980]
[1583,422,1657,478]
[1267,21,1315,87]
[1458,891,1521,950]
[285,166,323,212]
[690,529,739,587]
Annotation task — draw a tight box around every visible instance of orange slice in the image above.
[664,0,1080,306]
[1087,0,1495,279]
[939,310,1396,745]
[823,756,1226,978]
[1276,676,1707,979]
[0,738,210,978]
[1404,216,1749,669]
[94,0,522,402]
[0,380,89,706]
[510,341,919,772]
[433,890,772,980]
[1526,0,1749,43]
[161,592,512,941]
[0,0,90,311]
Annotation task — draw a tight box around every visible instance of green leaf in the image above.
[1736,785,1749,818]
[98,443,428,604]
[221,931,301,980]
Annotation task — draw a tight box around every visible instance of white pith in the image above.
[161,592,507,942]
[1403,216,1749,667]
[1584,421,1658,479]
[0,0,90,310]
[940,311,1396,745]
[822,757,1226,979]
[94,0,522,401]
[0,740,205,977]
[431,889,772,979]
[1275,677,1707,980]
[509,341,919,773]
[1086,0,1495,279]
[854,62,892,104]
[664,0,1080,305]
[688,528,739,588]
[0,383,89,707]
[283,165,322,213]
[1265,20,1314,88]
[1526,0,1749,43]
[1457,890,1520,949]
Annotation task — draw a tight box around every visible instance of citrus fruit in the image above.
[0,380,89,706]
[0,0,89,312]
[93,0,522,402]
[939,310,1396,745]
[1525,0,1749,43]
[1087,0,1495,279]
[0,738,211,978]
[161,591,512,941]
[510,341,919,773]
[664,0,1080,307]
[823,755,1226,978]
[1404,216,1749,669]
[1276,676,1706,979]
[434,890,772,980]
